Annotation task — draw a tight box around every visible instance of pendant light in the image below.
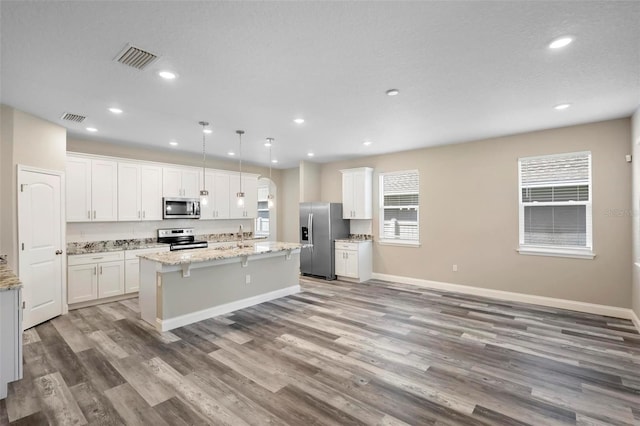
[236,130,245,207]
[199,121,210,205]
[265,137,275,208]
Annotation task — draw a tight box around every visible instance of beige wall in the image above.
[0,106,15,263]
[0,106,67,270]
[299,160,321,202]
[631,108,640,318]
[280,167,300,243]
[318,119,632,308]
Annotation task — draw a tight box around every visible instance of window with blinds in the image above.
[379,170,419,243]
[518,151,592,253]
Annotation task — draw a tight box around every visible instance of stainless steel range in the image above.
[157,228,208,251]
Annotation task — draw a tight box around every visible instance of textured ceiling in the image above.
[1,1,639,168]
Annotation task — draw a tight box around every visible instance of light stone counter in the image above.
[138,241,301,266]
[67,234,267,255]
[0,258,22,291]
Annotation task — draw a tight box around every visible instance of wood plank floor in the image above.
[1,277,639,425]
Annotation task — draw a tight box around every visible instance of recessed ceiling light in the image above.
[158,70,177,80]
[294,118,305,124]
[363,140,373,146]
[86,127,98,132]
[307,152,314,157]
[554,103,571,110]
[271,159,278,164]
[169,141,178,146]
[108,107,123,114]
[228,151,235,156]
[386,89,399,96]
[549,36,573,49]
[203,129,212,134]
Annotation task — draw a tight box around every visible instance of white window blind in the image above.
[518,152,592,254]
[380,170,419,243]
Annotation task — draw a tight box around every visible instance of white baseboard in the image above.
[371,273,638,328]
[159,285,300,332]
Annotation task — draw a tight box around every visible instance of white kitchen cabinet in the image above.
[67,263,98,304]
[341,167,373,219]
[97,261,125,298]
[162,167,201,198]
[66,156,92,222]
[124,246,170,293]
[66,155,118,222]
[201,172,232,220]
[335,240,372,282]
[118,163,163,221]
[140,165,163,220]
[0,286,22,400]
[117,162,140,221]
[229,174,258,219]
[67,252,125,305]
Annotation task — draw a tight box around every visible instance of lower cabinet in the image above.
[335,241,372,283]
[0,286,22,399]
[124,246,170,294]
[67,252,125,305]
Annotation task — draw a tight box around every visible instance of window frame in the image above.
[378,170,420,247]
[517,151,595,259]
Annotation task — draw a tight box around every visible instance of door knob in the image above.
[55,250,63,255]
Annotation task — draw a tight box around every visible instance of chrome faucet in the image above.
[237,224,244,247]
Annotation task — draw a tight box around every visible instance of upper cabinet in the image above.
[229,174,258,219]
[201,171,231,219]
[118,163,163,221]
[66,155,118,222]
[66,153,259,223]
[162,167,201,198]
[341,167,373,219]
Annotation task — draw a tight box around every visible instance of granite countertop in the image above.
[336,235,373,243]
[138,241,302,266]
[0,257,22,291]
[67,239,168,255]
[67,233,267,255]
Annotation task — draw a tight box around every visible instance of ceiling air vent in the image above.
[114,44,159,70]
[60,112,86,123]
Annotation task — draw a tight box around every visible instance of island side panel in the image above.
[159,252,300,330]
[139,258,161,328]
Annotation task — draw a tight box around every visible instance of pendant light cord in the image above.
[198,121,209,193]
[236,130,245,194]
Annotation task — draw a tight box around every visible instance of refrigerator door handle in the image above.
[308,213,313,250]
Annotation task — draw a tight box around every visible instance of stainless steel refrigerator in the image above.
[299,202,350,280]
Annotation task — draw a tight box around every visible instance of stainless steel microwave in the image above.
[163,197,201,219]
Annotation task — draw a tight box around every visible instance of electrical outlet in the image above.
[245,274,251,284]
[452,264,458,272]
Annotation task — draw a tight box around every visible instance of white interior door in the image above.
[18,167,64,329]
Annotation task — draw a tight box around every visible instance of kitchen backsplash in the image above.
[66,219,254,243]
[349,219,372,236]
[348,234,373,240]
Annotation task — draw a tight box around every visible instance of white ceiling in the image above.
[1,1,639,168]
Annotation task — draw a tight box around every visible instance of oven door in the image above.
[163,198,201,219]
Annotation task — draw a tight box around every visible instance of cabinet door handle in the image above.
[93,266,97,275]
[99,266,103,275]
[88,210,91,219]
[138,211,141,219]
[143,211,146,219]
[93,210,96,219]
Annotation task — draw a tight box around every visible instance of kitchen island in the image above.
[138,241,301,331]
